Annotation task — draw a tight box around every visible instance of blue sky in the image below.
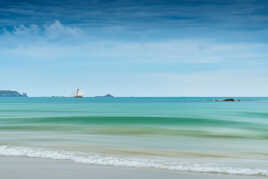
[1,0,268,96]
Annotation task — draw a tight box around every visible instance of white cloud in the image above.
[1,20,83,42]
[44,20,83,40]
[1,20,268,65]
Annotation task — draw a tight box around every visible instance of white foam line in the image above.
[0,145,267,177]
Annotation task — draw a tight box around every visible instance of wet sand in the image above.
[1,157,266,179]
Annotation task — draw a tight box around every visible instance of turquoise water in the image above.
[0,97,268,176]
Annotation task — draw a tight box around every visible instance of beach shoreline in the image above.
[1,156,266,179]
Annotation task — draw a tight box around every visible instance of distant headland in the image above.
[0,90,28,97]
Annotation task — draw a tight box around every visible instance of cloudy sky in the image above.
[1,0,268,96]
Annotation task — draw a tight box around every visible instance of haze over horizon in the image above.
[1,0,268,97]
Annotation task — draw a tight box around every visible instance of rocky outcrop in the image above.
[223,98,235,102]
[215,98,240,102]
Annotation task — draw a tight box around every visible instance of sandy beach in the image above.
[1,157,266,179]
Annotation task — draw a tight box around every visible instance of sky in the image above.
[1,0,268,97]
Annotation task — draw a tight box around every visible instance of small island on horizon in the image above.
[0,90,28,97]
[94,94,114,98]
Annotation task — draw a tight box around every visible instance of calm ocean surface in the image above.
[0,97,268,176]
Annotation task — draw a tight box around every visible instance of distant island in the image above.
[0,90,28,97]
[94,94,114,98]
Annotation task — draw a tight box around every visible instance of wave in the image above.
[1,116,267,139]
[2,115,254,126]
[0,145,267,177]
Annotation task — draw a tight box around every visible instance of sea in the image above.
[0,97,268,176]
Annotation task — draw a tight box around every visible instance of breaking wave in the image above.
[0,145,267,177]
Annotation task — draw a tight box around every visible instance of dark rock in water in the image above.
[223,98,235,102]
[215,98,240,102]
[0,90,28,97]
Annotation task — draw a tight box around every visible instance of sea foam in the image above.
[0,145,267,176]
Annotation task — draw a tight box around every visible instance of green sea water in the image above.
[1,97,268,176]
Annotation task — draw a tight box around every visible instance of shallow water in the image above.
[0,97,268,176]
